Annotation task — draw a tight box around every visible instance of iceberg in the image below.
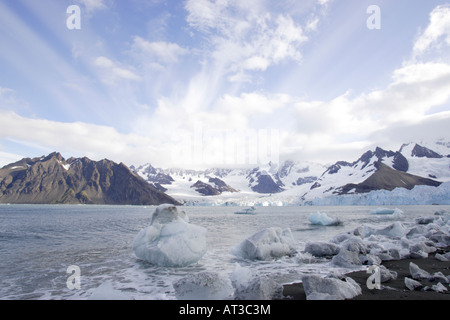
[404,277,423,291]
[370,207,403,215]
[331,248,362,268]
[304,241,340,257]
[301,275,362,300]
[230,264,283,300]
[308,212,342,226]
[231,227,296,260]
[132,204,207,267]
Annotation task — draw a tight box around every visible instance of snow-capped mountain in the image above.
[399,141,450,182]
[132,141,449,206]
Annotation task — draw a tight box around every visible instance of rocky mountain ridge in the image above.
[132,141,449,205]
[0,152,179,205]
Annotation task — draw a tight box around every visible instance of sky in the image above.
[0,0,449,169]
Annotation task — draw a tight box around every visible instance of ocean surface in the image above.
[0,204,448,300]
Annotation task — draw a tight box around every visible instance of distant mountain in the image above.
[246,162,284,194]
[0,152,180,205]
[132,140,449,206]
[302,144,445,201]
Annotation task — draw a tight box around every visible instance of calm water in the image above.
[0,204,447,300]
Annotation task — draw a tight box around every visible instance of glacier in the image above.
[309,182,450,206]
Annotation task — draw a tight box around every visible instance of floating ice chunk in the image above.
[435,252,450,262]
[133,204,207,267]
[173,271,234,300]
[430,272,449,284]
[404,277,422,291]
[304,242,340,257]
[415,217,435,225]
[375,222,407,238]
[308,212,342,226]
[230,264,283,300]
[302,275,362,300]
[373,248,402,261]
[231,227,296,261]
[370,207,403,215]
[409,242,436,259]
[331,249,362,268]
[330,232,354,244]
[360,254,382,266]
[409,262,431,280]
[431,283,448,293]
[406,225,428,239]
[378,265,397,283]
[340,237,368,255]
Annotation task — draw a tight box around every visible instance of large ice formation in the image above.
[133,204,207,267]
[301,275,362,300]
[231,227,296,260]
[308,212,342,226]
[230,264,283,300]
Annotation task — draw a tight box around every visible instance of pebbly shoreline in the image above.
[282,211,450,300]
[283,246,450,300]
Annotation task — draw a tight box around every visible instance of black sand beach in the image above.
[283,247,450,300]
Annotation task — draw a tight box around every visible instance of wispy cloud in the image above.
[76,0,109,14]
[185,0,308,83]
[93,56,141,84]
[413,4,450,59]
[0,110,157,165]
[131,36,189,68]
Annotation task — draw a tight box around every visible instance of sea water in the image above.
[0,204,447,300]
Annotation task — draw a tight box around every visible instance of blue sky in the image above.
[0,0,449,168]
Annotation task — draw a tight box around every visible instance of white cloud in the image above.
[185,0,308,82]
[413,4,450,58]
[352,61,450,122]
[131,36,188,67]
[93,56,141,84]
[76,0,108,14]
[0,111,158,166]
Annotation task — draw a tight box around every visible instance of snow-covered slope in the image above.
[132,141,449,206]
[399,141,450,182]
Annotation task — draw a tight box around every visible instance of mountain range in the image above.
[0,140,448,206]
[0,152,179,205]
[131,140,450,206]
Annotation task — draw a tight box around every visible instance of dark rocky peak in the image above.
[357,147,394,169]
[392,152,408,172]
[411,144,443,159]
[43,152,64,162]
[279,160,295,178]
[250,174,284,194]
[190,180,221,196]
[324,161,352,175]
[374,147,395,159]
[208,177,237,193]
[0,152,179,205]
